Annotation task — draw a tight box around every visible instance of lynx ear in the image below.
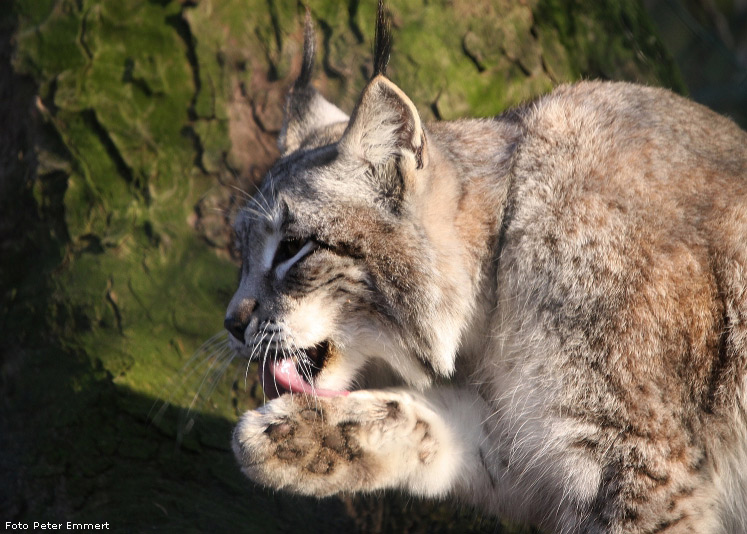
[339,75,427,172]
[278,9,349,154]
[339,2,426,174]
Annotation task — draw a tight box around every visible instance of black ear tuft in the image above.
[372,0,392,78]
[279,5,349,153]
[295,7,315,90]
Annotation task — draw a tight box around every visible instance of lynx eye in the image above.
[273,236,318,279]
[274,236,307,266]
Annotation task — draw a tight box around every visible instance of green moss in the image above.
[533,0,686,91]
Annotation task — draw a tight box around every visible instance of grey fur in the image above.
[227,12,747,534]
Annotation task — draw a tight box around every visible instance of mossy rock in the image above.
[1,1,682,532]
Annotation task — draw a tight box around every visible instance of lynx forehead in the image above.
[227,3,747,532]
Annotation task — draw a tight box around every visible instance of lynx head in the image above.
[224,4,476,398]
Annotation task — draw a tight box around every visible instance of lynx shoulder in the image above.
[227,5,747,533]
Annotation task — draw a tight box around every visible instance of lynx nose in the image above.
[224,298,257,344]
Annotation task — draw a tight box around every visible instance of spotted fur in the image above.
[228,5,747,533]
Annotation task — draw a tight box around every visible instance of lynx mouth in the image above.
[259,341,349,400]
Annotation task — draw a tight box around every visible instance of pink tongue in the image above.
[260,358,348,399]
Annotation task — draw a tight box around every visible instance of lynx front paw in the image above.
[232,391,450,496]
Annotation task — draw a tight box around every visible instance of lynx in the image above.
[226,5,747,533]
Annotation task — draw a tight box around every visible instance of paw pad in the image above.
[322,429,345,453]
[300,407,322,422]
[306,449,336,474]
[385,401,401,420]
[265,421,293,441]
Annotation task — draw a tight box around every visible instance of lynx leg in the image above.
[232,388,492,497]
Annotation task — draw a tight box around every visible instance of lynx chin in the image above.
[226,4,747,533]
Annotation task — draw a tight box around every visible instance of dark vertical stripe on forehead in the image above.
[260,144,340,216]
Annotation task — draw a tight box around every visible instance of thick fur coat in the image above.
[226,6,747,533]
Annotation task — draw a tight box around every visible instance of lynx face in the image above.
[224,75,472,399]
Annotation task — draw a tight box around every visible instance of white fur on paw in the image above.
[232,391,451,496]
